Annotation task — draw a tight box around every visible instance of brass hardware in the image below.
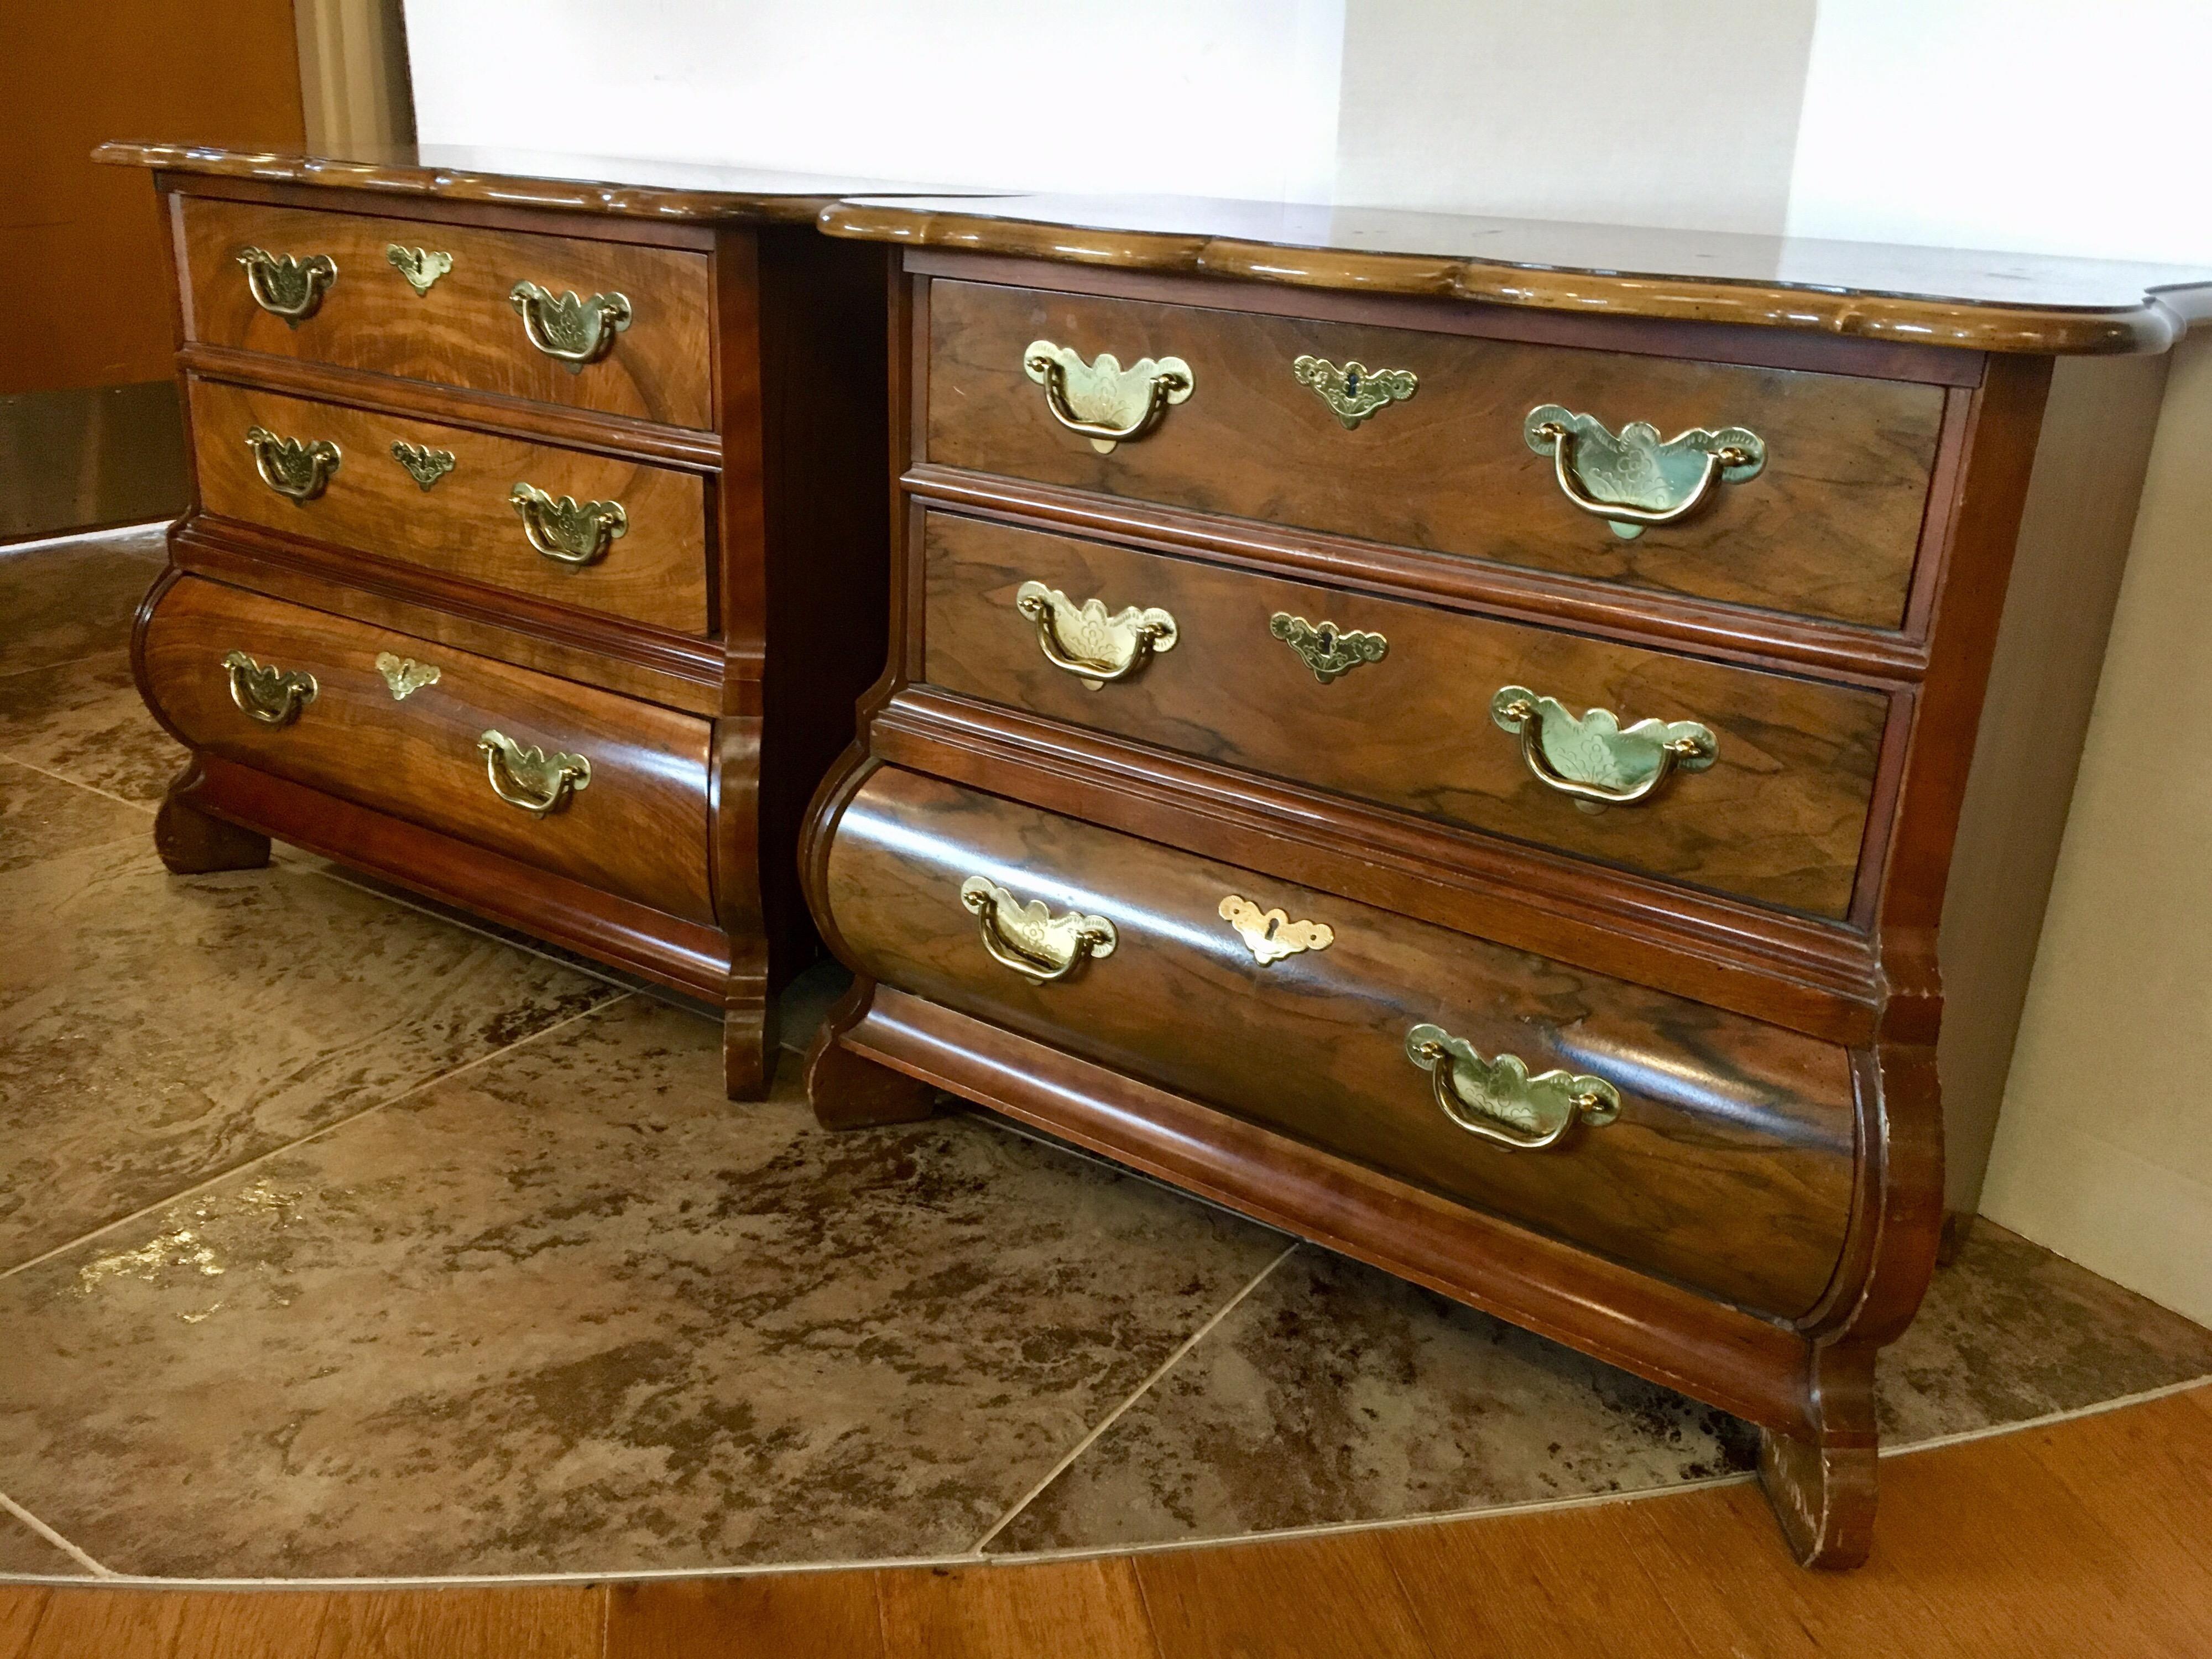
[1490,686,1717,813]
[385,244,453,296]
[1022,340,1192,453]
[1406,1024,1620,1151]
[509,281,632,371]
[220,650,317,727]
[389,441,455,491]
[959,876,1116,982]
[509,482,627,566]
[1524,405,1765,540]
[1291,355,1417,429]
[374,652,440,701]
[1218,895,1333,966]
[244,426,340,504]
[1269,613,1387,684]
[1014,581,1177,689]
[477,729,590,815]
[235,247,335,325]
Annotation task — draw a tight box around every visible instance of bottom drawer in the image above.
[823,766,1858,1318]
[141,575,714,925]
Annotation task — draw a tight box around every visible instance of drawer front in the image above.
[926,279,1947,629]
[142,576,714,924]
[924,513,1888,919]
[180,198,714,430]
[190,379,711,635]
[827,768,1857,1317]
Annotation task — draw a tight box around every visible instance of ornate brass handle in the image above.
[1523,405,1765,540]
[244,426,341,504]
[510,483,628,566]
[1014,581,1176,689]
[1406,1024,1620,1152]
[509,282,632,371]
[477,730,591,815]
[236,248,336,324]
[1489,686,1716,812]
[221,650,317,727]
[959,876,1117,982]
[1022,340,1192,453]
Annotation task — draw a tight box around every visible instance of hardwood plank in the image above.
[23,1590,186,1659]
[0,1592,50,1659]
[168,1591,333,1659]
[875,1560,1156,1659]
[607,1574,884,1659]
[306,1587,603,1659]
[1136,1532,1434,1659]
[1381,1501,1707,1658]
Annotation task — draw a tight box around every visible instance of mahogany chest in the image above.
[796,195,2212,1564]
[98,143,898,1095]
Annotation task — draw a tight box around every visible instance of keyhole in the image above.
[1264,916,1280,940]
[1317,626,1335,653]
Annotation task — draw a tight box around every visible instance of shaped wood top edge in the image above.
[93,140,1004,227]
[821,196,2212,355]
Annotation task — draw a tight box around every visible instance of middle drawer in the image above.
[922,512,1890,920]
[190,379,711,635]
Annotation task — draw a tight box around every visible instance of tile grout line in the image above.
[966,1239,1305,1557]
[0,752,159,817]
[0,989,636,1284]
[0,1490,114,1579]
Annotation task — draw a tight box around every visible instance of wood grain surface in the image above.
[187,377,711,634]
[140,575,715,924]
[923,512,1891,920]
[924,278,1947,626]
[825,767,1856,1317]
[178,196,715,429]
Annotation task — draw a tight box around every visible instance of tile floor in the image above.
[3,528,2210,1582]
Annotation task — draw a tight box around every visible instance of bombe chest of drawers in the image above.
[796,195,2212,1564]
[100,143,901,1095]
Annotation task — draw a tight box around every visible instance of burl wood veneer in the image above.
[800,191,2212,1566]
[101,141,905,1095]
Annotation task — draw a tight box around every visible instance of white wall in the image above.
[404,0,1345,202]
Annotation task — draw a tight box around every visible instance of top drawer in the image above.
[179,197,714,431]
[924,279,1949,629]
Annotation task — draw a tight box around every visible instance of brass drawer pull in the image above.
[385,244,452,296]
[1015,581,1177,689]
[1490,686,1716,812]
[510,482,627,566]
[390,441,455,491]
[221,650,317,727]
[477,730,591,815]
[244,426,341,504]
[1524,405,1765,539]
[509,281,632,371]
[1292,355,1417,429]
[236,247,336,324]
[959,876,1116,982]
[1022,340,1192,453]
[1406,1024,1620,1151]
[1270,613,1386,684]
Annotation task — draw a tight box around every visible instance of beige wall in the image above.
[1979,335,2212,1324]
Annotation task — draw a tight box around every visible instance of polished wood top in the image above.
[823,194,2212,354]
[93,140,973,226]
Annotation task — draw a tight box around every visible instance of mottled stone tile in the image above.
[0,532,165,676]
[0,760,147,873]
[0,652,184,806]
[1879,1219,2212,1443]
[989,1248,1757,1553]
[0,842,618,1269]
[0,1508,92,1578]
[0,998,1286,1577]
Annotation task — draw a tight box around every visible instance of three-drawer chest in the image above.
[796,195,2212,1564]
[98,143,904,1095]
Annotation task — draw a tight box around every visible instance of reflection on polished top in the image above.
[91,140,988,226]
[821,192,2212,354]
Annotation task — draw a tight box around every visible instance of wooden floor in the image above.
[4,1384,2207,1657]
